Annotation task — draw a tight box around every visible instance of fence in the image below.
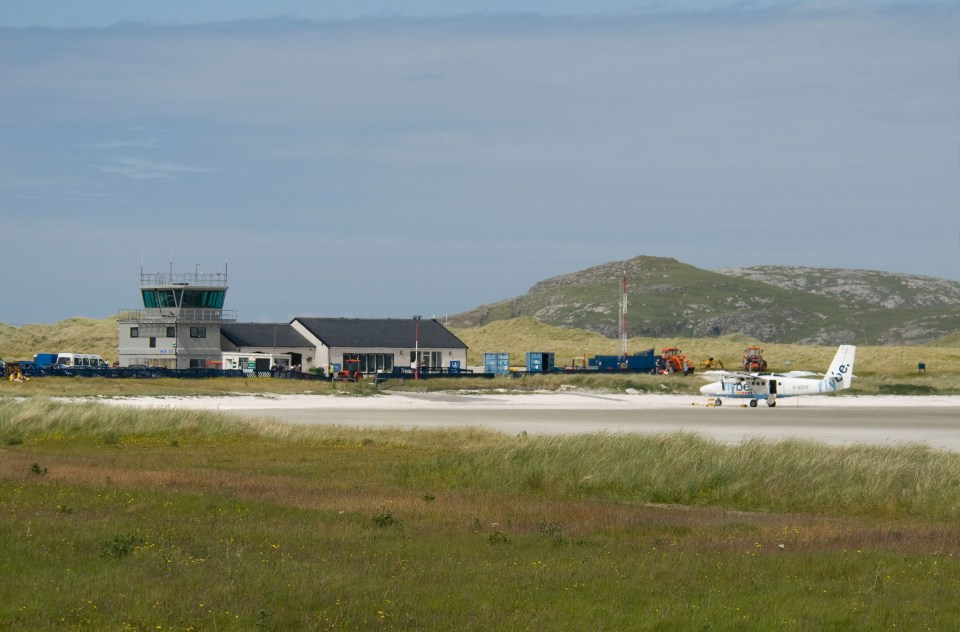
[14,365,327,380]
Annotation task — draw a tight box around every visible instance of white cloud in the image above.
[85,138,160,149]
[92,156,224,180]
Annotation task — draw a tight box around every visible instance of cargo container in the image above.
[526,352,554,373]
[589,349,657,372]
[483,353,510,376]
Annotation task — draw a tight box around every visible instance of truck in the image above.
[34,353,59,366]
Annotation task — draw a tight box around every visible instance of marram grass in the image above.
[4,400,960,630]
[0,398,498,450]
[5,399,960,519]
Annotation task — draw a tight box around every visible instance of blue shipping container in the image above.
[484,353,510,375]
[525,352,554,373]
[589,349,657,372]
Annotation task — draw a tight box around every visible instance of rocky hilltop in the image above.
[448,256,960,345]
[717,266,960,310]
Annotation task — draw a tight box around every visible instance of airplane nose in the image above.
[700,383,718,395]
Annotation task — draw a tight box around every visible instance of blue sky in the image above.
[5,1,934,27]
[2,1,958,325]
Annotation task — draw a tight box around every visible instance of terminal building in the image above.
[118,269,468,375]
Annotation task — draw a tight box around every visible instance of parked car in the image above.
[16,361,44,376]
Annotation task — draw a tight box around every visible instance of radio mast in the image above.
[619,270,628,360]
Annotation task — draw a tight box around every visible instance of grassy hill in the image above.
[447,256,960,346]
[0,317,117,363]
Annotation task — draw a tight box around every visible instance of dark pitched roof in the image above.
[220,323,312,348]
[293,317,467,349]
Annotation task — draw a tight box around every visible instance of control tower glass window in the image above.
[180,290,225,309]
[142,289,180,308]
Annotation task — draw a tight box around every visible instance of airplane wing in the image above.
[700,370,760,380]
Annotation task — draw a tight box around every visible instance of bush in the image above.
[100,533,143,559]
[372,506,398,527]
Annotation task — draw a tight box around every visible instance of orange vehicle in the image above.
[334,356,364,382]
[742,346,768,372]
[660,347,694,375]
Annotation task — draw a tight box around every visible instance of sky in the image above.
[2,1,958,325]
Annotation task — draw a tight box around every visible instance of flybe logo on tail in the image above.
[830,363,850,380]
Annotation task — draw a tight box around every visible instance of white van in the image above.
[56,353,110,368]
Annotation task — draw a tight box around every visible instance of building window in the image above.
[412,351,441,369]
[190,326,206,338]
[158,289,179,308]
[355,353,395,373]
[149,337,156,348]
[130,327,139,338]
[166,326,175,338]
[189,359,203,368]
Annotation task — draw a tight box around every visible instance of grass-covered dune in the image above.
[453,317,960,377]
[3,314,960,378]
[0,317,118,363]
[3,399,960,630]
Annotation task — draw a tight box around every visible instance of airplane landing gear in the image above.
[714,398,723,407]
[749,399,758,408]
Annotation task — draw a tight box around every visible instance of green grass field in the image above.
[4,316,960,629]
[3,398,960,630]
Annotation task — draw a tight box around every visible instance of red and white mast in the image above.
[619,270,628,360]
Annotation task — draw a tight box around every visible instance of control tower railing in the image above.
[140,271,228,287]
[118,308,237,323]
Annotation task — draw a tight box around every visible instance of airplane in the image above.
[699,345,856,407]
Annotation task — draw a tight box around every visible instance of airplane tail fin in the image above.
[823,345,856,391]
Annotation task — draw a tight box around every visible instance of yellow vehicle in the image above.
[699,357,725,370]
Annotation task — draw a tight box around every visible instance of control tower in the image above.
[117,268,236,369]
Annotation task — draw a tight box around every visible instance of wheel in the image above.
[767,400,776,407]
[749,399,758,408]
[715,398,722,407]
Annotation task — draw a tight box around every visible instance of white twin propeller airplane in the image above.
[699,345,856,408]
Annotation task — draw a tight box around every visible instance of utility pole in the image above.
[413,315,421,381]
